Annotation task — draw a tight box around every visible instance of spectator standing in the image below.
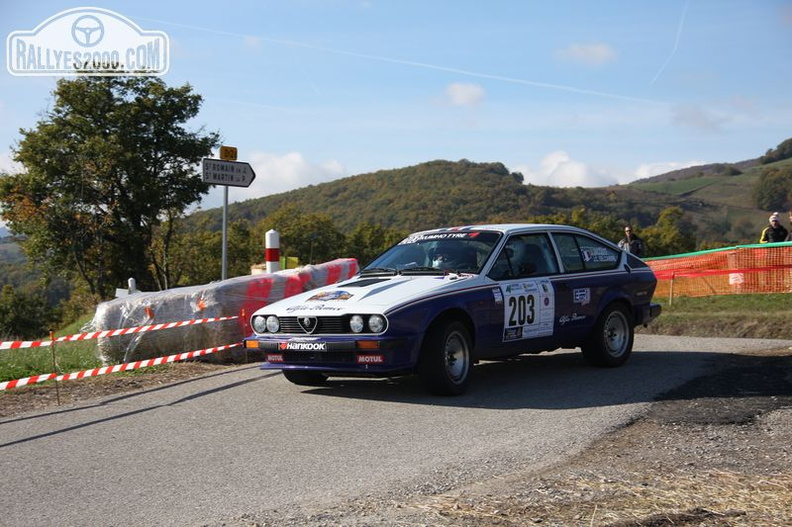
[618,225,645,257]
[759,212,788,243]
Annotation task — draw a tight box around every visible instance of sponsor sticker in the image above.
[308,290,352,301]
[356,354,384,364]
[502,279,555,341]
[278,341,327,351]
[492,287,503,304]
[580,246,617,263]
[401,232,480,244]
[285,304,343,313]
[573,288,591,305]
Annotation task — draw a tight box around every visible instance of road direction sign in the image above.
[202,158,256,188]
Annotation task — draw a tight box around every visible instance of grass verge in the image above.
[2,293,790,383]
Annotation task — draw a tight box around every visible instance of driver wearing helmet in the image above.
[431,242,461,270]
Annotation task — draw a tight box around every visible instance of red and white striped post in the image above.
[266,229,281,273]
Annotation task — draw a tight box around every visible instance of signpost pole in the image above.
[201,146,255,282]
[222,185,229,280]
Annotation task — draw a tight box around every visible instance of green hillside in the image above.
[629,156,792,242]
[191,156,790,247]
[194,160,674,233]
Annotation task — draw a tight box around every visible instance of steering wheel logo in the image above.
[71,15,104,47]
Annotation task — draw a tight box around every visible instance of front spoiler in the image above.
[243,336,414,373]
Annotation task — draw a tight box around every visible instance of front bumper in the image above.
[243,335,415,374]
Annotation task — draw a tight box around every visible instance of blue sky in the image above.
[1,0,791,223]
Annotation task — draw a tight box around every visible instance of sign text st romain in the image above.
[201,158,256,188]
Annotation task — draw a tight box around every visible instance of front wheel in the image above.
[282,370,328,386]
[418,320,473,396]
[581,304,633,367]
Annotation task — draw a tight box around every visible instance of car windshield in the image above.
[364,231,502,274]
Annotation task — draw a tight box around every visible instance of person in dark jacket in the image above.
[618,225,645,257]
[760,212,789,243]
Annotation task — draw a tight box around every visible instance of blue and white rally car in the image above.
[244,224,661,395]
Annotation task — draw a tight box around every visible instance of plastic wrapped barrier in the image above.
[90,259,359,364]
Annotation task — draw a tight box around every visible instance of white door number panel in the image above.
[502,279,555,341]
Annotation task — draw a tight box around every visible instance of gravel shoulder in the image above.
[225,345,792,527]
[2,345,791,526]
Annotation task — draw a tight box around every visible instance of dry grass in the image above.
[416,470,792,526]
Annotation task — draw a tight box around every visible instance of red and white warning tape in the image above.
[0,339,54,350]
[0,315,239,350]
[0,342,242,391]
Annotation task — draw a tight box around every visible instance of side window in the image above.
[553,233,620,273]
[487,234,558,280]
[554,234,585,272]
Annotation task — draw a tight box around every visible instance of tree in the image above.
[761,137,792,164]
[0,76,219,299]
[159,218,258,287]
[344,222,407,266]
[752,166,792,212]
[255,205,346,265]
[641,207,696,257]
[0,284,57,339]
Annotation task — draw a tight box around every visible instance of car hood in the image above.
[258,273,480,316]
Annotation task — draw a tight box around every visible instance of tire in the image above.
[282,370,328,386]
[418,320,473,396]
[581,304,633,367]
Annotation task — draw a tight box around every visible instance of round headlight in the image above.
[368,315,386,333]
[350,315,365,333]
[266,315,280,333]
[252,315,268,334]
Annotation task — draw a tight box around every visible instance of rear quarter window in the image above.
[553,233,620,273]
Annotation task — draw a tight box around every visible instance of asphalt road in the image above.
[1,334,790,527]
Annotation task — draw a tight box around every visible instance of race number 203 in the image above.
[508,293,535,326]
[502,279,555,341]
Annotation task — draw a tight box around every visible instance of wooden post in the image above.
[668,273,675,306]
[49,330,61,406]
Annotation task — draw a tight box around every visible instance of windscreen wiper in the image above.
[360,267,399,276]
[399,266,446,275]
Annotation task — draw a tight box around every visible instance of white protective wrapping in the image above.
[89,259,359,364]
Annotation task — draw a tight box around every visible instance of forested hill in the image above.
[198,159,693,234]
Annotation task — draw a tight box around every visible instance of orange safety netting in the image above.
[645,242,792,300]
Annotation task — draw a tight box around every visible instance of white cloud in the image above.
[633,160,703,180]
[199,151,347,210]
[0,151,22,174]
[511,151,620,187]
[555,42,617,67]
[511,152,704,188]
[445,82,485,106]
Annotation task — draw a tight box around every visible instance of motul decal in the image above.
[356,354,384,364]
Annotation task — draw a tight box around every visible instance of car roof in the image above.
[412,223,586,236]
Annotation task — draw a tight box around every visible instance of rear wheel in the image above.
[418,320,472,396]
[282,370,328,386]
[581,304,633,367]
